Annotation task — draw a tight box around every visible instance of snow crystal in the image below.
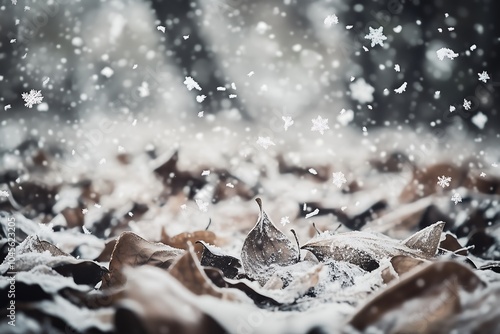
[282,116,294,131]
[157,25,166,33]
[324,14,339,27]
[393,25,402,33]
[478,71,490,83]
[394,64,400,72]
[436,48,459,60]
[349,78,374,103]
[305,209,319,219]
[394,82,407,94]
[337,109,354,126]
[332,172,347,188]
[451,192,462,205]
[472,112,488,129]
[437,176,451,188]
[256,137,276,149]
[311,116,329,135]
[308,168,318,175]
[183,76,202,91]
[364,26,387,47]
[196,95,207,103]
[21,90,43,108]
[463,99,472,110]
[280,216,290,226]
[100,67,114,78]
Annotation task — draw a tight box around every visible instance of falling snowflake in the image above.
[332,171,347,188]
[394,82,407,94]
[472,112,488,129]
[463,99,472,110]
[82,208,88,215]
[305,209,320,219]
[436,48,458,60]
[311,116,329,134]
[308,168,318,175]
[282,116,294,131]
[364,26,387,47]
[183,76,202,91]
[451,192,462,205]
[280,216,290,226]
[196,95,206,103]
[394,64,400,72]
[11,0,17,4]
[256,136,275,149]
[449,105,456,112]
[195,199,209,212]
[478,71,490,83]
[21,89,43,108]
[349,78,375,103]
[480,172,486,177]
[437,175,451,188]
[0,190,9,197]
[157,25,165,33]
[324,14,339,27]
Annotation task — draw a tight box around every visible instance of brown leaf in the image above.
[381,255,426,284]
[115,266,226,334]
[169,242,226,299]
[349,261,485,332]
[439,233,468,256]
[161,228,217,259]
[241,198,299,285]
[301,222,444,271]
[102,231,184,289]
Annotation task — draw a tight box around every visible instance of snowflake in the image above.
[349,78,375,103]
[332,171,347,188]
[324,14,339,27]
[0,190,9,197]
[21,89,43,108]
[82,208,88,215]
[195,199,209,212]
[183,76,202,91]
[11,0,17,4]
[437,175,451,188]
[480,172,486,177]
[196,95,206,103]
[280,216,290,226]
[472,112,488,129]
[463,99,472,110]
[364,26,387,47]
[311,116,329,134]
[451,192,462,205]
[436,48,458,60]
[394,82,407,94]
[282,116,294,131]
[82,226,92,235]
[256,136,275,149]
[478,71,490,83]
[394,64,400,72]
[305,209,319,219]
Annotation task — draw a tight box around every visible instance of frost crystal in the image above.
[436,48,458,60]
[183,76,202,91]
[478,71,490,83]
[463,99,472,110]
[311,116,329,135]
[364,27,387,47]
[350,78,375,103]
[394,82,407,94]
[280,216,290,226]
[451,192,462,205]
[282,116,294,131]
[256,136,275,149]
[324,14,339,27]
[21,89,43,108]
[332,171,347,188]
[472,112,488,129]
[437,175,451,188]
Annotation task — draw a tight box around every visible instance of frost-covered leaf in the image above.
[301,222,444,271]
[197,240,242,279]
[241,198,299,284]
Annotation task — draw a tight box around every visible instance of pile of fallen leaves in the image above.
[1,143,500,333]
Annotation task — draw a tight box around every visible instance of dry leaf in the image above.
[102,231,184,289]
[302,222,444,271]
[162,228,217,258]
[197,240,242,279]
[241,198,299,284]
[349,261,484,332]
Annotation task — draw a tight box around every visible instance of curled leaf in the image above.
[241,198,299,284]
[197,241,242,279]
[301,222,444,271]
[102,231,184,289]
